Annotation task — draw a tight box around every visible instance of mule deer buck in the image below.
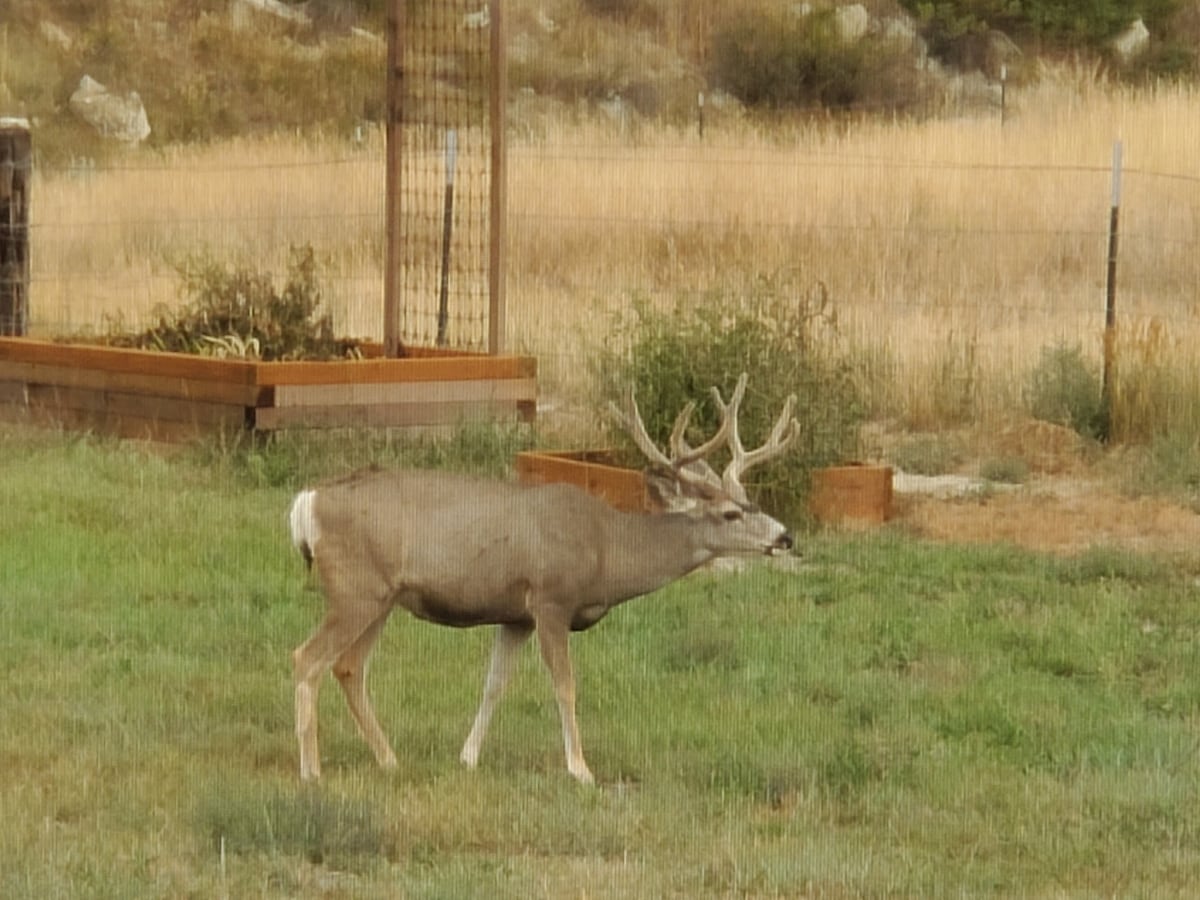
[288,373,798,784]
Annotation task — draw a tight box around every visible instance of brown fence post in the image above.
[0,117,31,337]
[487,0,507,355]
[383,0,405,358]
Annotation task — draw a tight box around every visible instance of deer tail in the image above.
[289,489,319,570]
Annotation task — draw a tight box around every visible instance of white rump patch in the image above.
[289,489,320,562]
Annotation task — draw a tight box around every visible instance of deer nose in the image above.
[776,533,794,552]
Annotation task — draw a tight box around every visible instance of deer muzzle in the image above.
[770,533,794,555]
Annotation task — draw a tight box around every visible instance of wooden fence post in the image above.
[0,118,31,337]
[487,0,507,355]
[383,0,405,358]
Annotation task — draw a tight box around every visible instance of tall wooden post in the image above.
[383,0,406,358]
[487,0,507,355]
[0,118,31,337]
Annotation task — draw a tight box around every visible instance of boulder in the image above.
[835,4,869,42]
[1111,18,1150,63]
[68,75,151,145]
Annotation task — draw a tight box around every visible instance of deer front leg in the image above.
[461,623,533,769]
[534,616,595,786]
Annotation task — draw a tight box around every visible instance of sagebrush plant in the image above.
[709,7,934,113]
[99,245,365,361]
[889,434,965,476]
[1026,342,1104,439]
[591,274,865,522]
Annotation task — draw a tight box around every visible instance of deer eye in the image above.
[722,509,743,522]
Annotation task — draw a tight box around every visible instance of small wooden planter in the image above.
[809,463,894,526]
[0,338,537,441]
[514,450,650,513]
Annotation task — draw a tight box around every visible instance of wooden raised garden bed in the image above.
[514,450,650,513]
[0,338,537,442]
[809,463,894,526]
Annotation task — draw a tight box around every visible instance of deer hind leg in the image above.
[293,584,390,780]
[460,623,534,770]
[333,607,397,770]
[534,616,595,785]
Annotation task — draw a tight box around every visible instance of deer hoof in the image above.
[570,765,596,786]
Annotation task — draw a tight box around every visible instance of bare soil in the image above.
[890,419,1200,558]
[900,485,1200,557]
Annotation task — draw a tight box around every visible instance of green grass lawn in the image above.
[1,426,1198,897]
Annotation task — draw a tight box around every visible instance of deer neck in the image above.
[602,510,713,601]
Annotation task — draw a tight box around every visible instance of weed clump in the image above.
[97,246,369,361]
[592,272,865,521]
[1025,343,1104,439]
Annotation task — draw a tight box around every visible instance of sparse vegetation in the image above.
[1026,342,1105,439]
[889,433,966,475]
[91,246,368,361]
[979,454,1029,484]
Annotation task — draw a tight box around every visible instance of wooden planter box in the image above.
[514,450,650,513]
[0,338,537,442]
[809,463,894,526]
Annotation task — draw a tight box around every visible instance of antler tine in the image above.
[719,375,801,501]
[612,385,736,491]
[609,387,674,470]
[667,398,733,472]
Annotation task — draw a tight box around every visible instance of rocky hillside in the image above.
[0,0,1193,160]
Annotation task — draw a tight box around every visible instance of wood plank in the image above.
[24,383,247,427]
[0,380,28,404]
[0,338,257,384]
[271,377,537,408]
[0,360,263,405]
[0,400,228,442]
[254,399,531,430]
[515,451,649,513]
[256,354,537,387]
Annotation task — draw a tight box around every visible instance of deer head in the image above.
[610,372,799,555]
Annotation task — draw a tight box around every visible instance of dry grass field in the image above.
[27,73,1200,428]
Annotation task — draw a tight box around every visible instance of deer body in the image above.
[289,374,798,784]
[295,471,723,630]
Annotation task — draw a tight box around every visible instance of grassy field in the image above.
[2,424,1199,897]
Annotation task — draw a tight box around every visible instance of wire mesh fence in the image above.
[390,0,495,351]
[22,132,1200,397]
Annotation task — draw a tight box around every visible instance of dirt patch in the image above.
[899,480,1200,557]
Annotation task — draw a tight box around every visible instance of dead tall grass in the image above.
[28,74,1200,426]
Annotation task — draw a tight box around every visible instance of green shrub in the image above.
[591,274,866,522]
[710,8,931,113]
[1025,343,1104,439]
[979,455,1029,484]
[890,434,964,476]
[899,0,1182,61]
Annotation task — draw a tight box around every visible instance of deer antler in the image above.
[612,374,799,501]
[711,373,800,502]
[610,386,732,489]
